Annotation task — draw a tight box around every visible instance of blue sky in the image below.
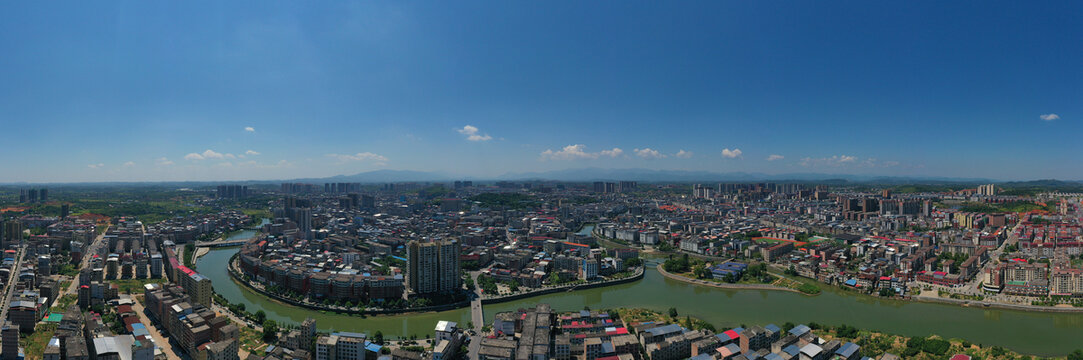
[1,1,1080,182]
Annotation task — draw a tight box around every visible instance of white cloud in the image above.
[766,154,785,161]
[457,125,492,141]
[245,126,256,132]
[541,145,592,160]
[156,157,174,166]
[600,148,623,157]
[326,152,389,165]
[799,155,870,167]
[539,145,624,160]
[721,148,743,159]
[1040,113,1060,121]
[87,163,104,169]
[675,150,693,159]
[245,150,261,156]
[123,161,135,167]
[185,149,227,160]
[634,148,665,159]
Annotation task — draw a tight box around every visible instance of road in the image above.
[0,245,26,321]
[62,225,111,298]
[211,303,262,332]
[194,237,255,248]
[467,270,485,360]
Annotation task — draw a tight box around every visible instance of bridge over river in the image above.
[196,237,255,247]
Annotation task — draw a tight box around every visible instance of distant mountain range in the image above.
[288,169,455,183]
[290,167,999,184]
[8,168,1083,186]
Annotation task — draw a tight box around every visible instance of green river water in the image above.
[196,229,1083,356]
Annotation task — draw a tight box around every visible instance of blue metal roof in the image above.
[765,324,781,333]
[836,342,860,357]
[646,324,682,336]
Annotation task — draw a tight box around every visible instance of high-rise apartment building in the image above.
[1,321,18,360]
[216,185,249,199]
[178,266,213,307]
[407,239,461,296]
[1,221,23,249]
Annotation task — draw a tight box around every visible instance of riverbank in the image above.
[226,253,470,315]
[198,246,1083,356]
[193,247,210,262]
[909,293,1083,313]
[480,267,644,305]
[616,226,1083,315]
[226,251,644,315]
[655,264,807,295]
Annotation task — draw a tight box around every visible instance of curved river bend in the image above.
[197,230,1083,356]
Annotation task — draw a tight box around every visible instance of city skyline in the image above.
[2,1,1081,182]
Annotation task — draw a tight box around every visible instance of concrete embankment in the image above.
[480,268,645,305]
[910,295,1083,313]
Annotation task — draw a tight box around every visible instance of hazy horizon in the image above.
[2,1,1080,182]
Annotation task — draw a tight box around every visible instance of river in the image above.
[197,228,1083,356]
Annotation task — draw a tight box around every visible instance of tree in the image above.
[699,322,716,333]
[262,320,279,342]
[835,324,858,338]
[254,310,267,323]
[693,265,712,280]
[878,288,895,297]
[1068,350,1083,360]
[921,339,950,355]
[548,272,561,285]
[373,331,384,345]
[668,307,678,317]
[906,336,925,349]
[624,257,643,268]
